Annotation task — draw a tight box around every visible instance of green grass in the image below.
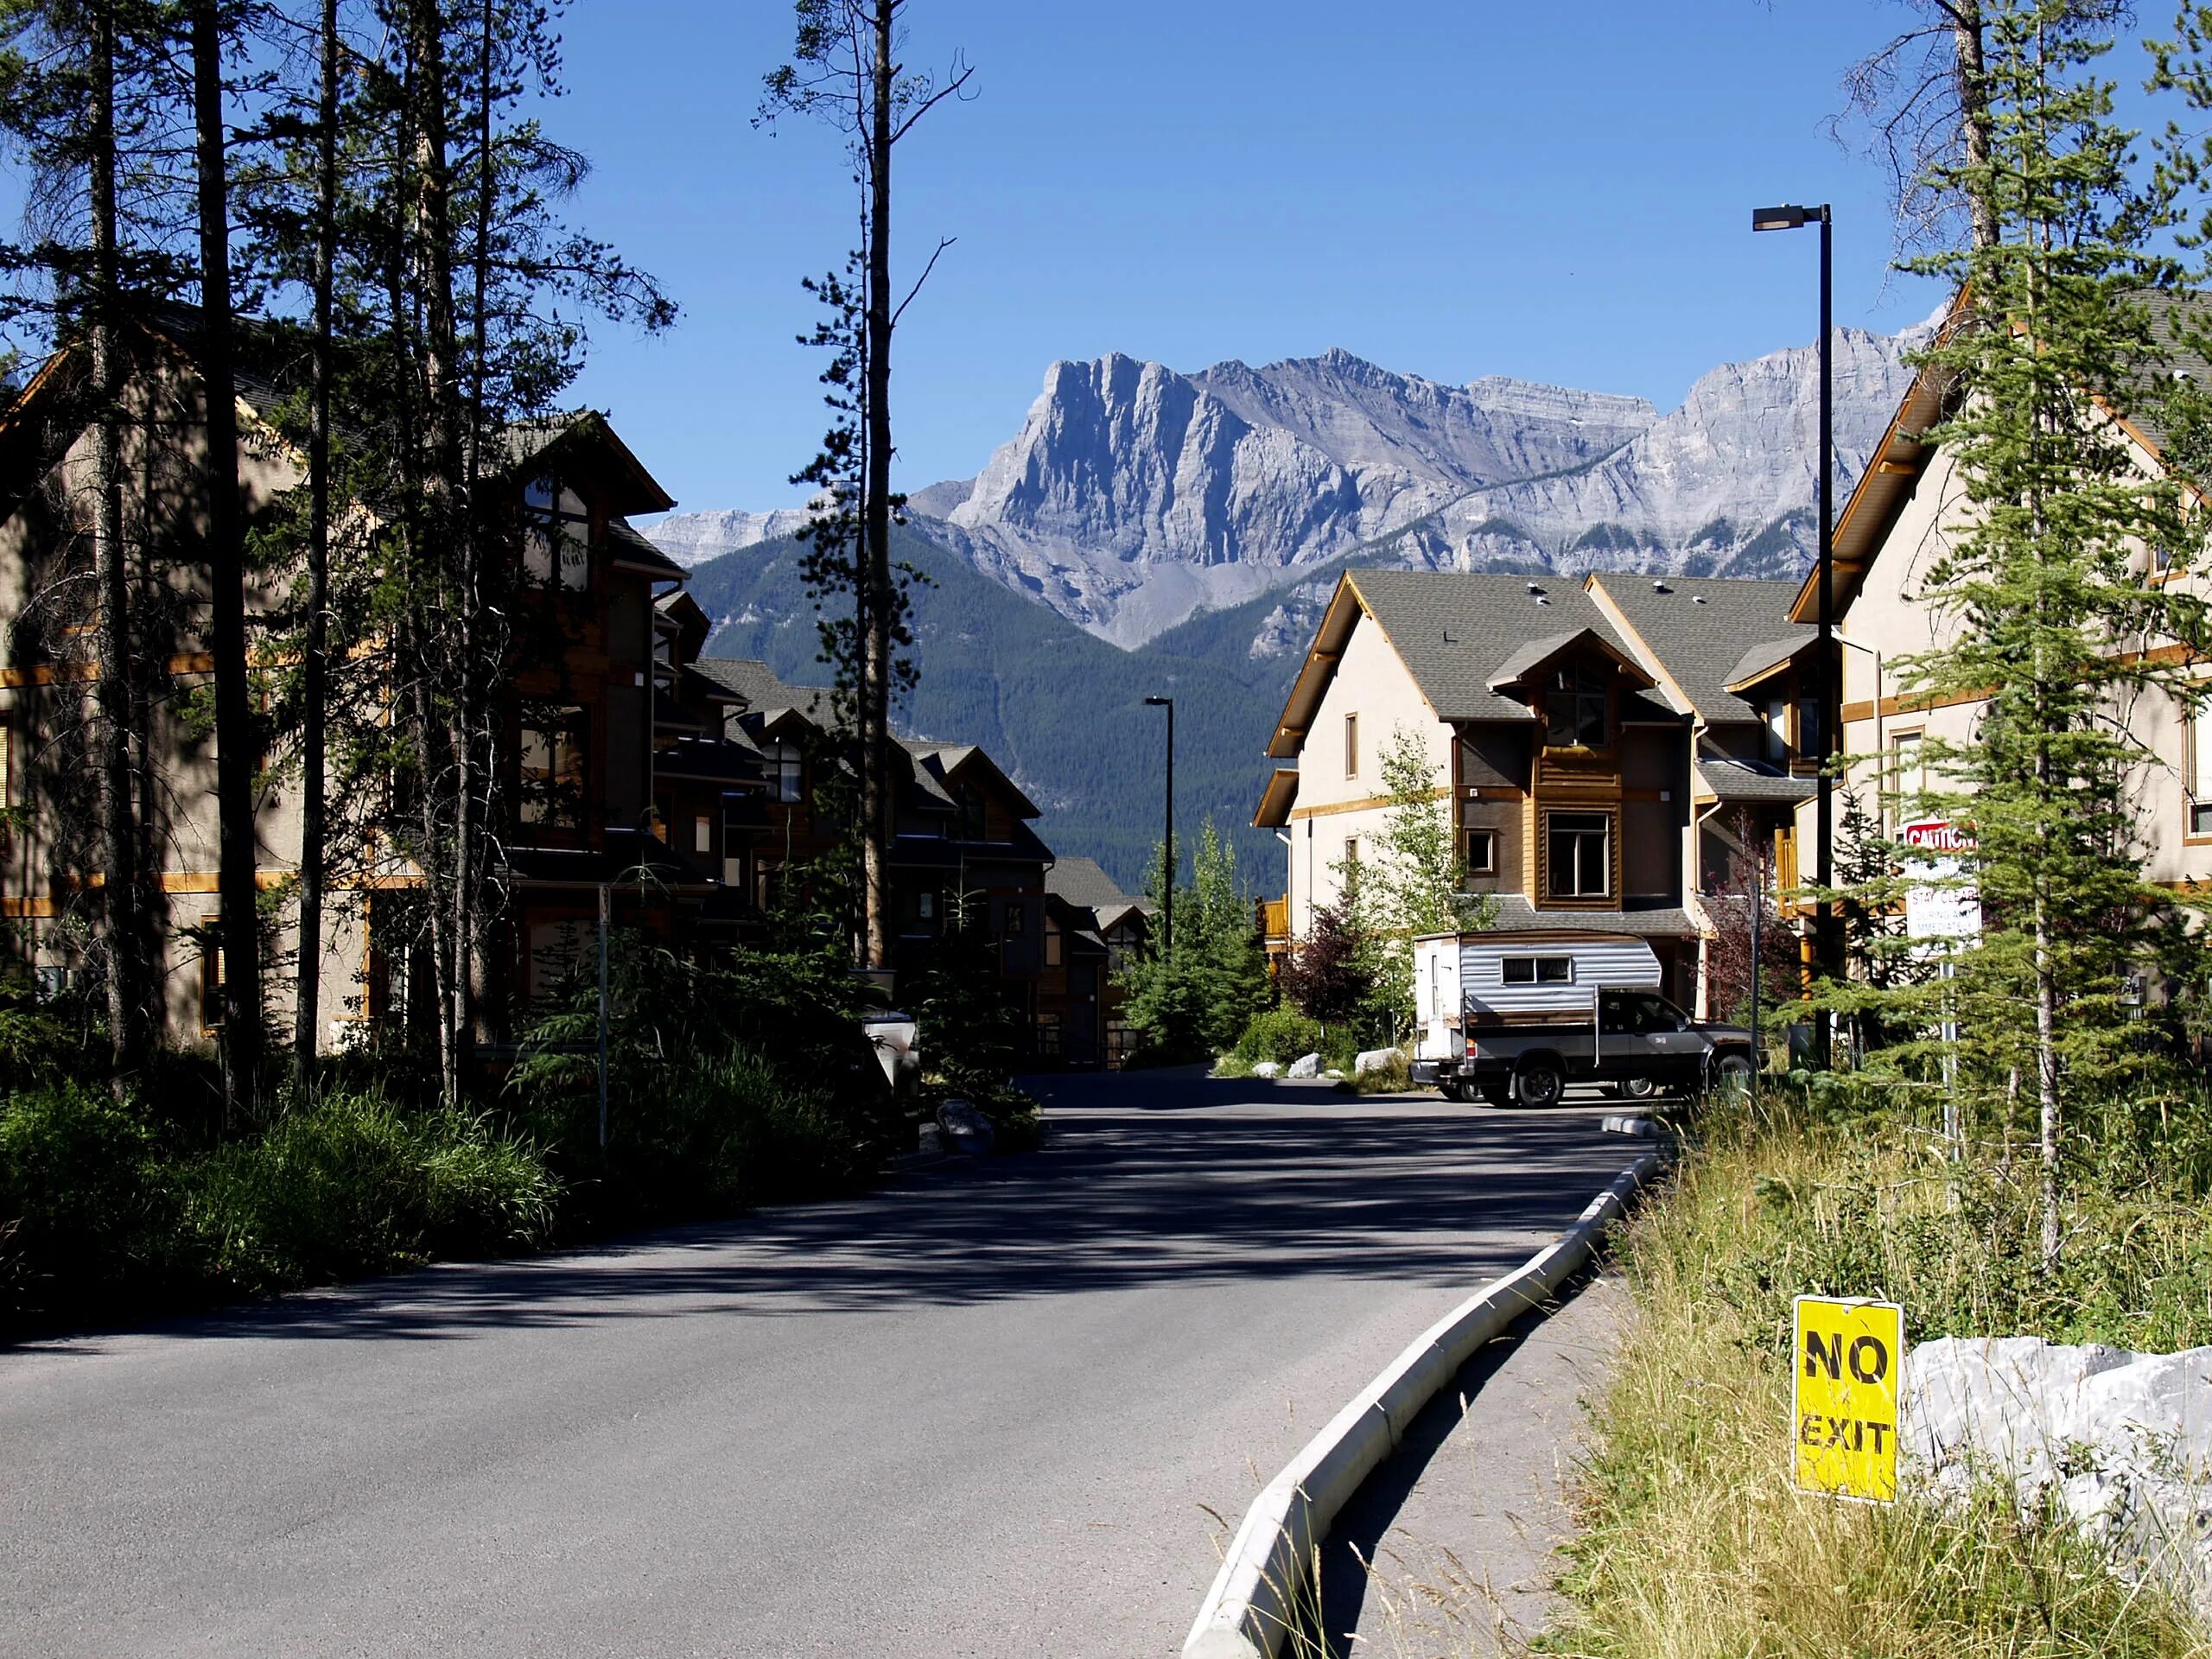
[1541,1098,2209,1658]
[0,1084,562,1331]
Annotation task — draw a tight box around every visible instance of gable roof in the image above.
[1587,574,1813,724]
[505,410,677,517]
[1267,569,1669,758]
[1790,285,2212,626]
[687,658,836,725]
[902,740,1041,820]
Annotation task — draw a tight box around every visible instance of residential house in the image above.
[1803,289,2212,899]
[1037,855,1151,1068]
[1253,569,1707,1009]
[677,657,1057,1033]
[1584,574,1820,911]
[0,311,772,1050]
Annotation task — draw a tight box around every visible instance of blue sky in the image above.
[553,3,1987,512]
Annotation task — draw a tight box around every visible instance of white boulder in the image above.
[1287,1052,1322,1079]
[1250,1060,1281,1079]
[1354,1047,1403,1077]
[1904,1335,2212,1618]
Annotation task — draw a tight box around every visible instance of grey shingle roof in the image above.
[1592,575,1810,726]
[1348,569,1675,724]
[1722,637,1815,693]
[1695,757,1816,804]
[2123,289,2212,452]
[1046,855,1137,910]
[689,658,836,724]
[1475,897,1701,937]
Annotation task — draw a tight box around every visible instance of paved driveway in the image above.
[2,1072,1641,1659]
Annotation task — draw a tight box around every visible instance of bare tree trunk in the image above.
[860,0,894,973]
[88,0,143,1083]
[293,0,339,1092]
[463,0,498,1046]
[410,0,466,1102]
[193,0,261,1116]
[1948,2,1999,251]
[2035,893,2061,1268]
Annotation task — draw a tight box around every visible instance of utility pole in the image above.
[1145,696,1174,959]
[1752,200,1837,1070]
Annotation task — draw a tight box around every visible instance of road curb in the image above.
[1180,1148,1662,1659]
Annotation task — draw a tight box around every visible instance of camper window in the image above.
[1503,955,1572,985]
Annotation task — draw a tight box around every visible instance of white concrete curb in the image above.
[1180,1149,1662,1659]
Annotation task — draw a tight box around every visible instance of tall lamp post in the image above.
[1752,200,1837,1071]
[1144,695,1175,959]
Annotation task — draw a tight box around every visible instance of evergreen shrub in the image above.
[1230,1007,1324,1065]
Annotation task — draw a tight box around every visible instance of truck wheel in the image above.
[1709,1052,1753,1097]
[1514,1058,1565,1110]
[1480,1083,1512,1109]
[1437,1079,1466,1103]
[1621,1076,1659,1101]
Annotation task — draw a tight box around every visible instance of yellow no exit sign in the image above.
[1792,1296,1904,1503]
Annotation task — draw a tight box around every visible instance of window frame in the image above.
[1544,809,1613,900]
[761,740,804,804]
[2190,692,2212,839]
[1545,663,1610,751]
[517,703,588,834]
[1464,827,1497,875]
[521,474,594,593]
[1344,712,1359,779]
[1503,954,1573,986]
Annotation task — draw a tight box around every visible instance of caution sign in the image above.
[1792,1296,1904,1503]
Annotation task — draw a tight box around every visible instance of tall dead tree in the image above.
[191,0,262,1112]
[761,0,971,972]
[1837,1,2130,253]
[291,0,340,1090]
[88,0,148,1078]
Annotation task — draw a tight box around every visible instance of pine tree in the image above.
[1890,0,2212,1267]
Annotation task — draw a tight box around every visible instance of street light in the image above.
[1144,695,1174,959]
[1752,200,1837,1071]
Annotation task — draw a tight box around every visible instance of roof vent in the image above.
[1691,594,1708,604]
[1525,581,1544,594]
[1535,594,1552,605]
[1652,580,1671,594]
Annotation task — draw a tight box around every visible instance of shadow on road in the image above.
[23,1075,1636,1353]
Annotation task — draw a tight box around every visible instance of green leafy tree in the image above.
[1336,724,1495,1039]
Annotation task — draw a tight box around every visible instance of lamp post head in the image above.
[1752,204,1813,232]
[1143,696,1172,708]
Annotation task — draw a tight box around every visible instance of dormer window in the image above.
[1546,664,1609,749]
[522,475,592,591]
[762,740,803,804]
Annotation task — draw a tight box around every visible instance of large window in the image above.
[1045,915,1063,968]
[1889,729,1925,829]
[762,740,804,804]
[518,705,587,830]
[1547,664,1609,749]
[1765,696,1790,763]
[1546,810,1611,899]
[522,476,592,591]
[2192,699,2212,836]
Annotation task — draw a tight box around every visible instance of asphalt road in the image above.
[2,1072,1643,1659]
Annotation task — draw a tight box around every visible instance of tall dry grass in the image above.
[1540,1101,2208,1659]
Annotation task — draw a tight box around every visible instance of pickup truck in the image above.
[1436,988,1753,1108]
